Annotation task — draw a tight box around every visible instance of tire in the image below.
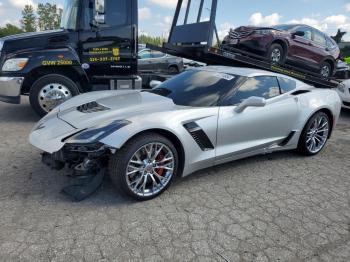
[267,43,285,64]
[109,133,179,201]
[320,61,332,79]
[169,66,179,74]
[29,74,80,117]
[297,111,331,156]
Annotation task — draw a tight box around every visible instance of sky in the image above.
[2,0,350,40]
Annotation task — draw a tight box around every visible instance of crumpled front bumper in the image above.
[0,76,24,104]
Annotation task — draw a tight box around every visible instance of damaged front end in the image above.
[42,142,114,201]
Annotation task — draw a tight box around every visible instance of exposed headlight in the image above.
[254,29,273,35]
[338,83,346,93]
[66,120,131,144]
[2,58,29,71]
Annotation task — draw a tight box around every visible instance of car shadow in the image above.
[26,150,303,207]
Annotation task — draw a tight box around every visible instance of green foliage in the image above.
[0,24,24,38]
[139,35,166,47]
[345,57,350,65]
[21,5,36,32]
[37,3,62,31]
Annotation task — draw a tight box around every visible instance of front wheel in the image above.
[298,111,330,156]
[29,74,80,117]
[267,43,285,64]
[320,62,332,79]
[109,133,178,200]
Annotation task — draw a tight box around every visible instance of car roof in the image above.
[196,66,306,85]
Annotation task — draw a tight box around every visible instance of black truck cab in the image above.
[0,0,139,116]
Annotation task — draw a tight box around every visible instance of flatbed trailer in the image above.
[149,0,341,89]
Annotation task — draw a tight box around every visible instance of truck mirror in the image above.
[94,0,105,24]
[94,14,105,24]
[95,0,105,13]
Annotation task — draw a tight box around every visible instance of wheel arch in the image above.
[318,108,334,138]
[322,58,335,72]
[118,128,186,177]
[21,66,90,95]
[271,39,289,54]
[302,108,334,139]
[168,64,179,70]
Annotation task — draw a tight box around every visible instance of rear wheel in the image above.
[169,65,179,74]
[297,111,330,156]
[320,61,332,79]
[267,43,285,64]
[29,74,80,117]
[109,133,178,200]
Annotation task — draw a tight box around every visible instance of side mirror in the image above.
[234,96,266,113]
[292,31,305,38]
[150,80,162,89]
[94,0,105,24]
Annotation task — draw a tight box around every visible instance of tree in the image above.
[332,29,347,44]
[0,24,24,38]
[37,3,62,31]
[21,5,36,32]
[139,35,166,46]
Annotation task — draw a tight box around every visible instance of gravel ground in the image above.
[0,97,350,262]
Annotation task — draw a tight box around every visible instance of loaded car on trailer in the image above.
[222,24,340,79]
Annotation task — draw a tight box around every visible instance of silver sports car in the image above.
[29,66,341,200]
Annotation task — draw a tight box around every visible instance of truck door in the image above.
[78,0,137,78]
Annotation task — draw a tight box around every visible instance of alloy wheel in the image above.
[126,142,175,197]
[38,83,72,112]
[271,48,281,63]
[306,115,329,154]
[320,65,330,78]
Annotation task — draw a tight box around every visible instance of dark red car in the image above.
[222,24,340,78]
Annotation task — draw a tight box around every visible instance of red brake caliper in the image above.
[155,152,165,176]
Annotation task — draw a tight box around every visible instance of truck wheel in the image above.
[267,44,285,64]
[109,133,178,200]
[29,74,80,117]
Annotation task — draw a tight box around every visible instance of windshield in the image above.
[60,0,79,30]
[149,70,241,107]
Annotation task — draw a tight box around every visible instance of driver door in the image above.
[78,0,136,77]
[215,76,299,164]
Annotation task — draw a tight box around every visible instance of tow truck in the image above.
[0,0,342,118]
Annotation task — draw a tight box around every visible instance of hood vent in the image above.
[77,101,110,113]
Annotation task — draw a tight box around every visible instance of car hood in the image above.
[57,90,179,129]
[234,26,278,32]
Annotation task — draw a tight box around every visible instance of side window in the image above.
[228,76,281,105]
[104,0,128,27]
[326,37,337,50]
[277,77,297,93]
[313,30,326,46]
[151,51,166,58]
[139,50,151,59]
[297,26,312,41]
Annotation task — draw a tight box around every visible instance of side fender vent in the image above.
[77,102,110,113]
[183,122,214,151]
[291,90,310,96]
